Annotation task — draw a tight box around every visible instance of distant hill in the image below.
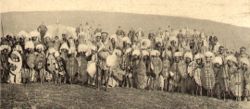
[1,11,250,52]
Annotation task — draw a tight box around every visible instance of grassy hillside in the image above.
[0,83,242,109]
[1,11,250,51]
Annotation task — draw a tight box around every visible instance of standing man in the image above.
[76,24,84,37]
[116,26,126,38]
[37,22,48,44]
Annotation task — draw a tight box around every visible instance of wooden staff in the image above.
[1,17,4,39]
[95,52,100,90]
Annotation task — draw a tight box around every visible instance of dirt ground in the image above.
[0,83,245,109]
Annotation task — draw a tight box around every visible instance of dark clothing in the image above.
[37,24,48,43]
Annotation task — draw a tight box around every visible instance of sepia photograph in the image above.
[1,0,250,109]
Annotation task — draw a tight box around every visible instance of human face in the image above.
[36,49,42,53]
[32,37,37,41]
[175,57,180,63]
[242,63,248,70]
[205,56,212,62]
[185,58,191,63]
[219,47,224,54]
[171,41,176,46]
[227,60,234,66]
[11,54,20,62]
[111,38,116,45]
[101,35,107,42]
[214,63,221,68]
[96,36,101,42]
[240,48,246,54]
[196,58,202,65]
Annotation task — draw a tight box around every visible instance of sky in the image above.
[1,0,250,28]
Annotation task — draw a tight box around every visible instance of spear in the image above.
[1,15,4,38]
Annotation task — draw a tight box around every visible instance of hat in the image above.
[122,37,131,44]
[240,46,246,50]
[29,31,39,37]
[204,51,214,58]
[77,43,89,53]
[240,57,250,66]
[184,52,193,60]
[212,56,223,65]
[150,50,160,56]
[101,32,108,36]
[174,52,183,57]
[6,33,13,37]
[60,42,69,52]
[25,41,35,50]
[132,49,141,56]
[141,50,149,56]
[226,55,237,63]
[194,53,204,60]
[36,44,45,51]
[140,38,151,49]
[125,48,132,54]
[17,30,28,38]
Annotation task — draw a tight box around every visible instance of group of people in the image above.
[0,22,250,101]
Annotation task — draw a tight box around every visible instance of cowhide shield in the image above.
[193,68,202,86]
[244,71,250,92]
[177,62,187,79]
[150,58,163,78]
[21,68,30,80]
[169,63,181,87]
[112,67,125,82]
[98,51,109,61]
[162,59,171,79]
[87,61,96,78]
[46,54,57,73]
[133,59,147,89]
[57,58,66,76]
[35,53,46,70]
[229,71,243,97]
[201,63,215,90]
[66,55,79,79]
[214,66,230,91]
[26,53,36,69]
[111,58,125,82]
[77,55,88,83]
[0,54,9,70]
[8,51,23,84]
